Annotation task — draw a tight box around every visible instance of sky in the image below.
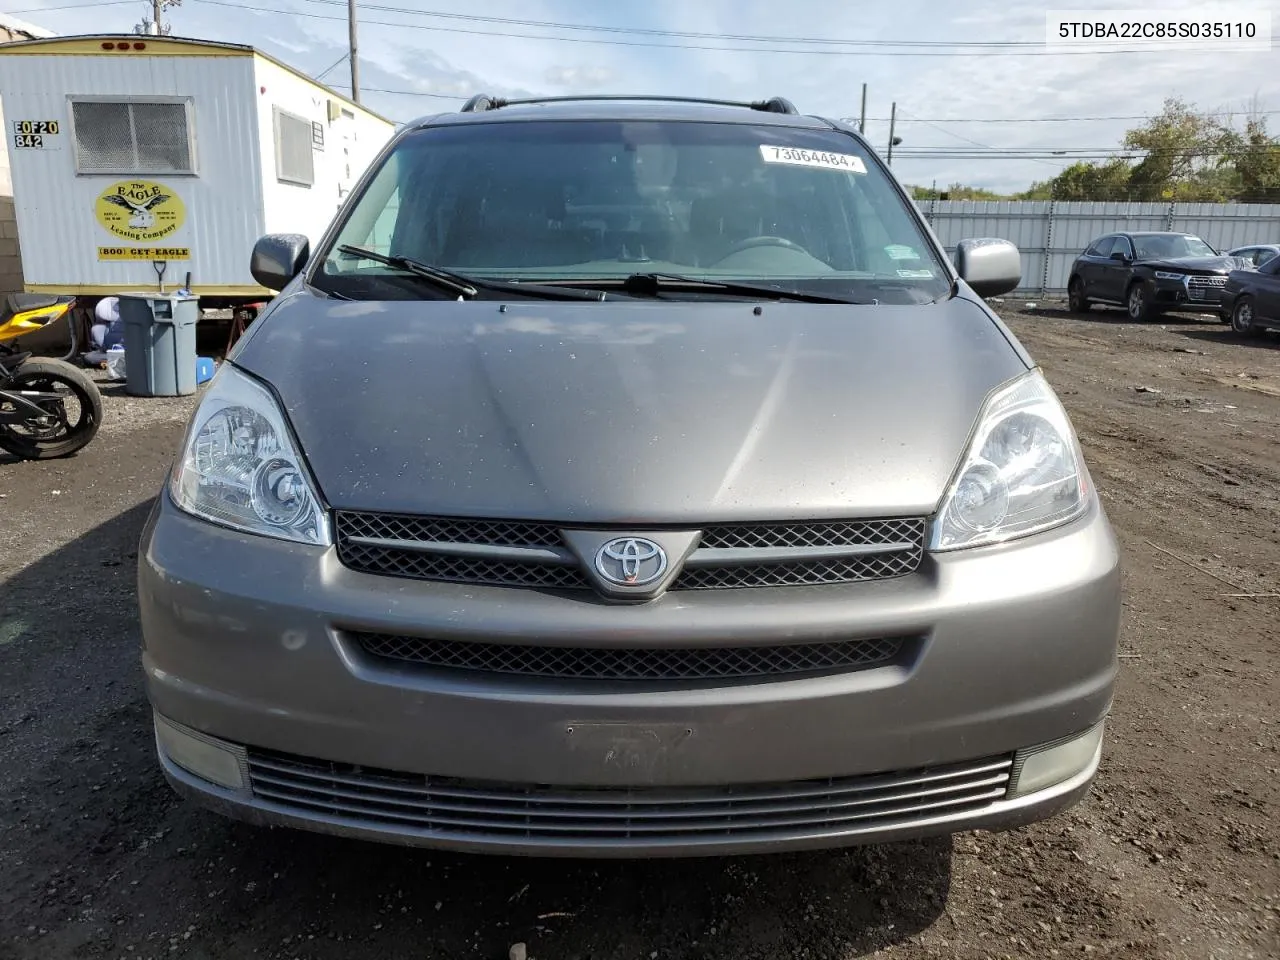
[4,0,1279,193]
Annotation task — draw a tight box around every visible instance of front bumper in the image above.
[1151,275,1228,310]
[138,491,1122,857]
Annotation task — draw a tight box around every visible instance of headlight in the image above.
[930,369,1090,551]
[169,363,330,545]
[1153,271,1185,281]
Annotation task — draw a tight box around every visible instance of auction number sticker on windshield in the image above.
[759,145,867,174]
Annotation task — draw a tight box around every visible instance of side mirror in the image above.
[250,233,310,292]
[953,237,1021,298]
[1109,250,1130,262]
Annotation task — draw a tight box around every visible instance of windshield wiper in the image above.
[615,272,858,304]
[335,245,608,301]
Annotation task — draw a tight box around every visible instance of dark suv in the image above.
[1067,231,1251,322]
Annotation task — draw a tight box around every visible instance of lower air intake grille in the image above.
[245,749,1015,845]
[349,632,906,681]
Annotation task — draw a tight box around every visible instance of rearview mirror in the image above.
[250,233,311,292]
[1109,250,1130,262]
[953,238,1021,298]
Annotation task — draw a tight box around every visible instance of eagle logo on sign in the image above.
[101,191,171,229]
[95,180,186,241]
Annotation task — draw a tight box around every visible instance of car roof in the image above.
[405,95,839,131]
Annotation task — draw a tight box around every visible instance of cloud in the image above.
[543,64,617,88]
[9,0,1278,193]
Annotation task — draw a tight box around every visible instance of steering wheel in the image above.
[718,235,809,258]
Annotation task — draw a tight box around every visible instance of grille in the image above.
[245,749,1014,845]
[337,512,563,548]
[339,548,590,590]
[350,632,905,681]
[336,512,588,590]
[1187,275,1227,299]
[674,552,919,590]
[698,518,921,550]
[335,512,925,592]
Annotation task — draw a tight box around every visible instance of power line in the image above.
[358,89,1279,124]
[293,0,1280,56]
[895,152,1275,161]
[5,1,134,10]
[190,0,1268,57]
[289,0,1067,48]
[341,90,1280,162]
[898,143,1280,153]
[313,51,348,81]
[896,108,1064,169]
[361,86,466,99]
[887,109,1280,123]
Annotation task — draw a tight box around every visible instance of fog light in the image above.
[154,714,247,790]
[1010,721,1104,798]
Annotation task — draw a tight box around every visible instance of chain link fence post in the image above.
[1042,200,1056,298]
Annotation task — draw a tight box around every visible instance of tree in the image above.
[1123,97,1234,200]
[907,182,1009,201]
[1012,97,1278,202]
[1219,115,1280,203]
[1019,159,1133,201]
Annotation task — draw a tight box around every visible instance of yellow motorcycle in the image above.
[0,294,102,460]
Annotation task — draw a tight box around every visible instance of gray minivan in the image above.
[138,94,1121,857]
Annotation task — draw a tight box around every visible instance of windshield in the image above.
[312,119,951,304]
[1131,233,1217,259]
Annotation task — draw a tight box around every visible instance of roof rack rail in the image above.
[460,94,506,112]
[457,94,798,115]
[751,97,799,115]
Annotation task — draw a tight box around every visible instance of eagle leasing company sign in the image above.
[95,180,190,261]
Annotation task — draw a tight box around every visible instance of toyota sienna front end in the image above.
[138,94,1121,857]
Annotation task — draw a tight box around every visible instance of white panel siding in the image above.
[253,57,394,250]
[0,52,264,293]
[918,200,1280,294]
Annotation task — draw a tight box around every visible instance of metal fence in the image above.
[916,200,1280,296]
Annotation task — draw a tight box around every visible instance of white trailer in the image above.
[0,34,396,309]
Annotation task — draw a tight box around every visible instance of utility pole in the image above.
[348,0,360,103]
[139,0,178,35]
[859,83,867,134]
[887,101,897,166]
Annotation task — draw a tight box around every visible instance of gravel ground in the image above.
[0,301,1276,960]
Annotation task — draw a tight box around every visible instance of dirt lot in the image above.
[0,301,1276,960]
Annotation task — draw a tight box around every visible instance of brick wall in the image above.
[0,195,21,297]
[1,21,37,297]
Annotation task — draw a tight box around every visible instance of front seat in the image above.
[687,188,777,266]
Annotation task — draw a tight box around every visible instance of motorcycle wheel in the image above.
[0,357,104,460]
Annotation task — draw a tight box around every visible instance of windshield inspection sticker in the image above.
[884,244,920,260]
[759,145,867,174]
[896,268,935,278]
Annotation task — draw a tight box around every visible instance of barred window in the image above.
[274,108,314,187]
[71,99,194,174]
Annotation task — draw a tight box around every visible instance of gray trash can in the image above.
[118,293,200,397]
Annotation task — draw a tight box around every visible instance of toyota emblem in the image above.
[594,537,668,587]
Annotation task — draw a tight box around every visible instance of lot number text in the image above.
[759,145,868,174]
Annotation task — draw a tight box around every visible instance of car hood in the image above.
[1139,255,1248,273]
[231,290,1029,523]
